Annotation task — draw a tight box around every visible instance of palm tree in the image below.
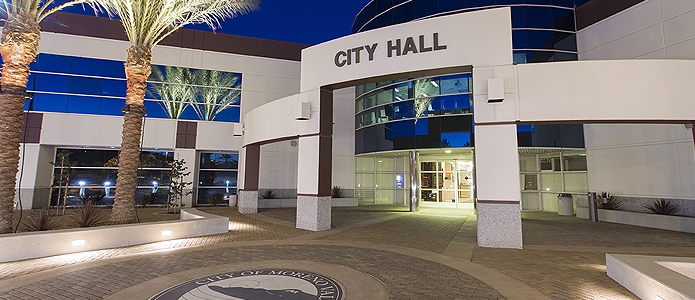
[88,0,258,224]
[190,69,240,121]
[147,65,194,119]
[0,0,89,233]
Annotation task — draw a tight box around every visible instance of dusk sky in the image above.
[62,0,372,46]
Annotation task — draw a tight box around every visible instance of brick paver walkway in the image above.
[3,206,695,299]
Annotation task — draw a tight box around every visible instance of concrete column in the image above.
[238,144,260,214]
[474,124,522,249]
[174,149,196,208]
[296,88,333,231]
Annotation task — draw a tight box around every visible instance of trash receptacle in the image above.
[557,194,574,215]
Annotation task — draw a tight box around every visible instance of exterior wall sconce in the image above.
[295,102,311,120]
[233,123,243,136]
[487,78,504,103]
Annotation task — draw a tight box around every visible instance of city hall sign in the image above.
[334,33,447,67]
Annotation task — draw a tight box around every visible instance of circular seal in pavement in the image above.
[150,269,343,300]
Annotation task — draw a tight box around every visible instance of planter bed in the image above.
[259,198,358,208]
[598,209,695,234]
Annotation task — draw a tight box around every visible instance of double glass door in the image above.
[420,160,474,208]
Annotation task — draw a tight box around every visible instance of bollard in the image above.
[588,191,599,222]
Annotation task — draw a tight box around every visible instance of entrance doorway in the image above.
[420,159,474,208]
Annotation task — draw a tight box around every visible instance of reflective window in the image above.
[67,95,100,114]
[69,76,102,95]
[198,152,238,205]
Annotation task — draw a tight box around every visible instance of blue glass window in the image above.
[33,93,68,113]
[37,54,72,73]
[440,74,471,94]
[525,6,553,29]
[34,73,70,93]
[212,106,240,122]
[199,171,237,186]
[71,57,105,76]
[99,98,124,116]
[393,101,414,120]
[67,95,101,114]
[103,60,126,78]
[143,100,166,118]
[441,132,471,147]
[101,79,127,97]
[200,153,239,169]
[69,76,102,95]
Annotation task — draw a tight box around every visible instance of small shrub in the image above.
[209,194,223,206]
[23,208,59,231]
[260,190,275,199]
[72,202,105,227]
[644,199,679,215]
[331,186,343,198]
[598,192,622,210]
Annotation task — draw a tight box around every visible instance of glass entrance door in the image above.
[420,160,474,208]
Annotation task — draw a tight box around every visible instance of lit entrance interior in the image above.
[419,150,474,209]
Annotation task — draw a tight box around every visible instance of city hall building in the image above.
[12,0,695,248]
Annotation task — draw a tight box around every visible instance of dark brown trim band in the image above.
[576,0,646,31]
[242,133,322,148]
[33,12,308,62]
[477,200,520,205]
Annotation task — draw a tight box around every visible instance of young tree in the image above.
[0,0,90,234]
[87,0,258,224]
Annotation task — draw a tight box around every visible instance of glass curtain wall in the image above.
[355,156,409,205]
[197,152,239,205]
[519,151,588,211]
[50,148,174,206]
[21,53,241,122]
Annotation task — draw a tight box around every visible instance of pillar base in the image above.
[238,191,258,214]
[296,196,331,231]
[477,202,522,249]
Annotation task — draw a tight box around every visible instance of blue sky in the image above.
[62,0,371,45]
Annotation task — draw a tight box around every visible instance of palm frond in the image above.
[147,65,194,118]
[89,0,259,49]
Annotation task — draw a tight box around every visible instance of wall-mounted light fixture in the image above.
[72,239,85,246]
[487,78,504,103]
[295,102,310,120]
[233,123,243,136]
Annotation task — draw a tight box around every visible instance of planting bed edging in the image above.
[0,208,228,263]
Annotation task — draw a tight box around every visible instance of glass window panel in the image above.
[554,31,577,52]
[361,93,376,111]
[136,170,171,186]
[564,172,588,193]
[440,132,471,147]
[551,7,575,31]
[355,173,374,188]
[554,52,578,62]
[393,101,414,120]
[99,98,124,116]
[441,171,455,189]
[421,173,436,189]
[197,188,234,205]
[392,1,413,24]
[375,190,394,204]
[437,173,444,189]
[140,151,174,168]
[199,170,237,187]
[66,95,100,114]
[69,76,102,95]
[34,73,70,93]
[521,192,541,210]
[542,192,558,212]
[458,172,473,186]
[521,174,539,190]
[511,6,526,28]
[363,82,377,94]
[525,30,554,50]
[540,157,553,171]
[71,57,105,76]
[135,188,170,205]
[376,158,394,172]
[37,53,72,73]
[212,105,240,122]
[376,173,394,189]
[355,157,374,172]
[395,156,405,172]
[33,93,68,113]
[553,157,562,171]
[412,78,440,98]
[421,190,437,202]
[143,100,166,118]
[103,59,126,78]
[519,155,538,172]
[376,88,393,105]
[525,6,553,29]
[440,190,456,203]
[101,79,127,97]
[375,106,392,124]
[564,155,587,171]
[512,30,527,49]
[421,162,436,171]
[439,74,470,95]
[393,82,410,101]
[199,153,239,169]
[540,173,562,192]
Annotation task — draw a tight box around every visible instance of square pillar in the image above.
[238,145,260,214]
[474,123,523,249]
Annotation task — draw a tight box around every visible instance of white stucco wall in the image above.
[577,0,695,199]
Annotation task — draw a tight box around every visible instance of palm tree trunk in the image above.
[0,15,40,234]
[109,45,151,225]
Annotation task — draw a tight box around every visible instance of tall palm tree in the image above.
[191,69,240,121]
[147,65,195,119]
[0,0,89,234]
[88,0,258,224]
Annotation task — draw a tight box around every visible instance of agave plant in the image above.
[72,201,105,227]
[331,186,343,198]
[644,199,679,215]
[598,192,622,210]
[208,193,223,206]
[0,0,91,233]
[86,0,258,224]
[23,208,59,231]
[260,190,275,199]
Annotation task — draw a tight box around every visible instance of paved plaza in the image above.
[2,206,695,299]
